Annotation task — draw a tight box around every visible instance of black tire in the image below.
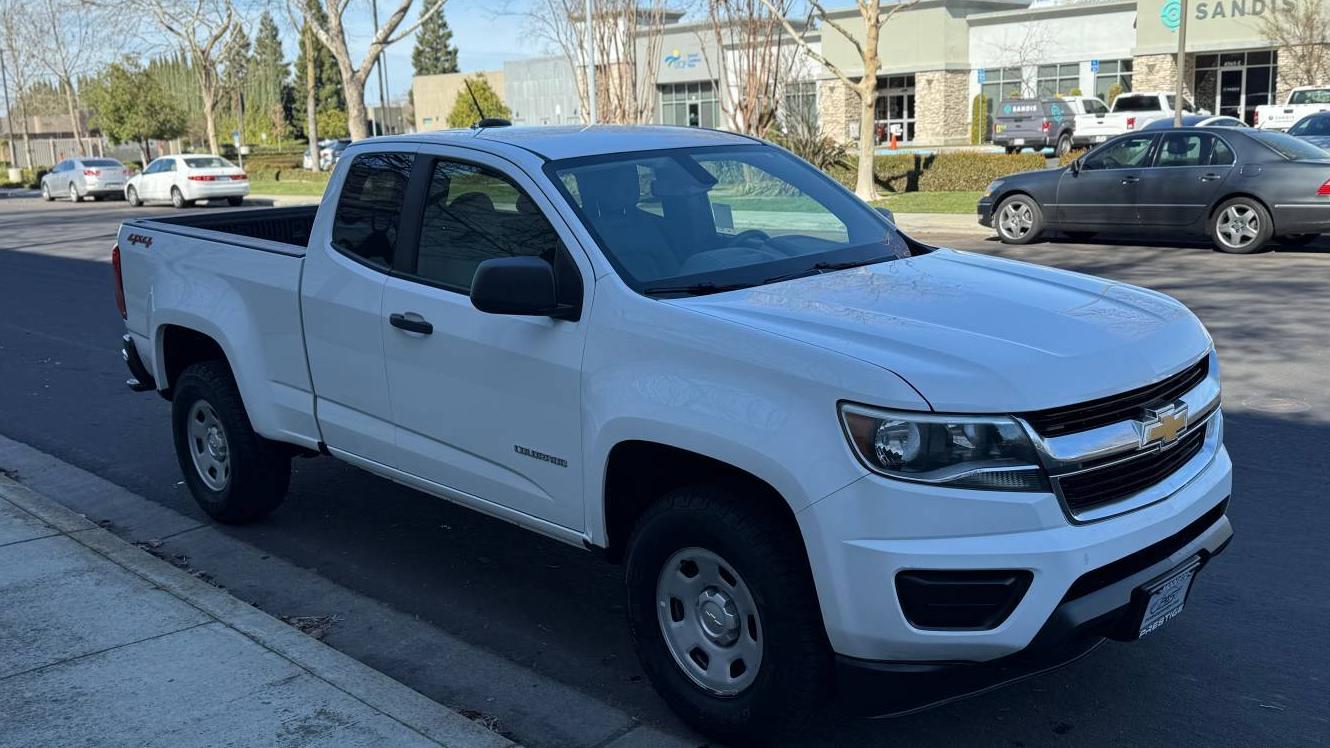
[227,196,244,207]
[126,186,142,207]
[41,182,53,201]
[625,485,833,745]
[69,183,82,203]
[1004,146,1020,155]
[172,360,290,523]
[1210,196,1273,254]
[994,194,1044,244]
[1055,132,1072,157]
[1280,233,1319,247]
[170,186,191,209]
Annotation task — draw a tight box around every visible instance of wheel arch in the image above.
[157,324,231,399]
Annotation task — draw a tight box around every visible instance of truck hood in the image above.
[672,249,1211,413]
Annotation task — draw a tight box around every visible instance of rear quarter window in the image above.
[330,152,415,269]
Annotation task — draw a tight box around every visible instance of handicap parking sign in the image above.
[1090,59,1100,73]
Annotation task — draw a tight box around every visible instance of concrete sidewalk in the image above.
[893,212,991,236]
[0,475,511,748]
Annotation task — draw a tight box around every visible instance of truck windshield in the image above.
[547,145,907,296]
[1289,88,1330,104]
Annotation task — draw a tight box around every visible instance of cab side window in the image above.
[330,152,415,269]
[412,159,563,293]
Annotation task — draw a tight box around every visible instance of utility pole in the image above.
[585,0,596,124]
[372,0,390,135]
[1174,0,1188,127]
[0,45,16,167]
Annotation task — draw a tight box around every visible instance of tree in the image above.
[985,23,1052,97]
[127,0,236,154]
[85,62,187,166]
[293,3,344,112]
[250,12,289,116]
[704,0,799,136]
[1256,0,1330,90]
[412,4,459,76]
[222,24,251,144]
[0,1,37,167]
[446,76,511,128]
[23,0,107,155]
[292,0,448,141]
[316,107,348,138]
[764,0,920,200]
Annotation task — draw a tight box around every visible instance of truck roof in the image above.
[370,125,761,161]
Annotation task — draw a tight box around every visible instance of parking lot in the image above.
[1,195,1327,746]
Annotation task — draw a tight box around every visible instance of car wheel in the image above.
[172,360,291,524]
[227,196,244,207]
[126,186,142,207]
[69,183,82,203]
[995,194,1044,244]
[41,182,52,201]
[625,485,833,745]
[1004,146,1020,155]
[1055,133,1072,157]
[170,186,191,209]
[1210,197,1273,254]
[1280,233,1319,247]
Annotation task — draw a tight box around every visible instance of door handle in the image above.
[389,313,433,335]
[1200,173,1223,181]
[1121,175,1140,184]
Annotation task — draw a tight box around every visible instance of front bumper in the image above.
[799,442,1231,662]
[977,196,995,227]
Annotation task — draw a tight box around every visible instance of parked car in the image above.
[40,157,129,202]
[992,97,1076,155]
[1102,91,1198,133]
[115,126,1233,744]
[1286,111,1330,150]
[319,139,352,170]
[125,154,249,208]
[1067,95,1116,147]
[1254,85,1330,131]
[979,126,1330,253]
[301,139,339,170]
[1141,114,1248,130]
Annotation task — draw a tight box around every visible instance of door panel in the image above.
[381,149,592,531]
[1057,134,1157,225]
[1137,132,1233,226]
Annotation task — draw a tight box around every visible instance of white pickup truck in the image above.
[1101,91,1197,134]
[1254,86,1330,131]
[114,126,1233,742]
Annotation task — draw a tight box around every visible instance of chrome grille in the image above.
[1053,425,1208,513]
[1021,358,1209,437]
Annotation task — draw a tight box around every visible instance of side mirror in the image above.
[1069,157,1081,175]
[875,206,896,225]
[470,256,577,320]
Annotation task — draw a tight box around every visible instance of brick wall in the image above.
[914,70,970,146]
[1131,53,1196,101]
[817,78,859,144]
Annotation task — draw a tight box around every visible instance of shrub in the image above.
[830,151,1047,193]
[766,109,847,174]
[1106,82,1123,106]
[1056,149,1082,168]
[969,95,988,145]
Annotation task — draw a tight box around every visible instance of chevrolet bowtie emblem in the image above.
[1137,403,1189,448]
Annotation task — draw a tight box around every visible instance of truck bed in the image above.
[126,206,318,255]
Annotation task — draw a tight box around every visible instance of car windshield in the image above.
[1289,88,1330,104]
[547,145,908,296]
[1289,115,1330,136]
[184,157,233,169]
[1250,130,1330,159]
[83,159,122,167]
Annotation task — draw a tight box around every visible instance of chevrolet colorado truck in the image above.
[115,126,1233,743]
[1255,86,1330,131]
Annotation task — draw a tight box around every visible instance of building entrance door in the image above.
[1218,68,1243,120]
[1194,51,1277,125]
[874,75,916,144]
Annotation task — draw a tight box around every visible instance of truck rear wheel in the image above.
[172,360,290,523]
[625,485,833,744]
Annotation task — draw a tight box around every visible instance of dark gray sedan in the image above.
[978,127,1330,253]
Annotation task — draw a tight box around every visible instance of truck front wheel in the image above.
[172,360,290,523]
[625,485,833,744]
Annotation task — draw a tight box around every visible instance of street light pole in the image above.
[372,0,390,135]
[1174,0,1188,127]
[0,46,17,167]
[585,0,596,125]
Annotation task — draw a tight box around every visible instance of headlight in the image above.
[983,180,1004,198]
[839,404,1048,491]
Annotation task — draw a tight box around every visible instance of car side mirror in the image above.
[875,206,896,225]
[1069,157,1081,175]
[470,256,577,320]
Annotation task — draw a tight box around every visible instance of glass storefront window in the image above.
[1193,50,1278,124]
[874,74,916,143]
[1037,63,1080,97]
[1094,59,1133,104]
[658,81,719,128]
[981,67,1026,141]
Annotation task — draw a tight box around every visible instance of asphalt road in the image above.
[1,196,1327,746]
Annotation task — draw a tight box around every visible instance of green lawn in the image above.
[247,178,329,196]
[872,191,982,214]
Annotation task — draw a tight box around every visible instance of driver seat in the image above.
[577,165,679,281]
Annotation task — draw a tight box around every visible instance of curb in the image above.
[0,474,514,748]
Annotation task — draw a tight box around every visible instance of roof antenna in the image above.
[465,78,512,129]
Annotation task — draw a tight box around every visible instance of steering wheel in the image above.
[731,229,771,246]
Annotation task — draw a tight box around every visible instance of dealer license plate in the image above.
[1138,560,1199,638]
[1012,138,1025,146]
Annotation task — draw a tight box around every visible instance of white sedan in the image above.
[125,154,249,208]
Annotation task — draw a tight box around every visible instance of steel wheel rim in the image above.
[41,183,49,199]
[187,400,231,492]
[69,184,78,201]
[656,547,763,696]
[127,187,137,204]
[1218,205,1259,248]
[172,189,182,207]
[998,201,1033,239]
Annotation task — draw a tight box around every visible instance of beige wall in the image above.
[820,3,971,76]
[1135,0,1329,55]
[413,70,506,131]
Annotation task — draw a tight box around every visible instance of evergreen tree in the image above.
[446,76,510,128]
[411,6,459,77]
[222,25,251,119]
[249,11,288,116]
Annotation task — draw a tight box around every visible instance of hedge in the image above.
[830,151,1047,193]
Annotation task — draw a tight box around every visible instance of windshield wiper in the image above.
[762,256,895,286]
[641,281,755,297]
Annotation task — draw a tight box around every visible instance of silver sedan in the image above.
[40,157,130,202]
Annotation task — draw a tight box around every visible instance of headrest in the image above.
[578,164,640,213]
[449,191,496,215]
[1166,138,1194,156]
[516,192,541,216]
